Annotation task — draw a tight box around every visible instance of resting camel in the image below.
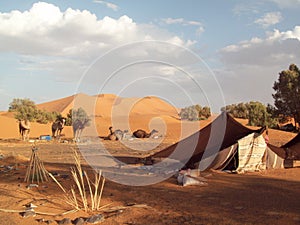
[133,129,158,138]
[52,118,66,138]
[107,126,117,141]
[115,129,129,140]
[19,120,31,141]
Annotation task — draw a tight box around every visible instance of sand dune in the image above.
[1,93,187,141]
[0,93,296,146]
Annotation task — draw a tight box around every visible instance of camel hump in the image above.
[20,120,30,129]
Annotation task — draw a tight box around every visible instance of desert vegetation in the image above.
[179,104,211,121]
[222,64,300,130]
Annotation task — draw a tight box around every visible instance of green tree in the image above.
[247,101,268,126]
[74,108,91,126]
[222,101,278,128]
[179,106,198,121]
[65,109,73,126]
[8,98,61,124]
[273,64,300,127]
[9,98,37,121]
[72,108,91,140]
[221,103,248,119]
[200,106,211,119]
[179,104,211,121]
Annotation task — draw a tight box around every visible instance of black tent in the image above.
[151,112,265,169]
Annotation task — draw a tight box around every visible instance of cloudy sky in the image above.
[0,0,300,112]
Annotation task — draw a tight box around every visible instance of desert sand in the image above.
[0,94,299,225]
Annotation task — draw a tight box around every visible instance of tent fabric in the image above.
[267,144,287,159]
[281,133,300,160]
[152,112,265,169]
[265,147,284,169]
[204,144,238,170]
[236,133,267,172]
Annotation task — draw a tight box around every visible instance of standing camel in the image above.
[52,118,66,138]
[133,129,158,138]
[19,120,31,141]
[73,119,90,142]
[73,120,83,142]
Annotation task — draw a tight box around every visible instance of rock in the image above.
[45,220,54,224]
[21,210,36,218]
[26,184,39,189]
[86,214,105,224]
[36,218,44,223]
[25,203,38,208]
[58,218,72,225]
[73,217,85,225]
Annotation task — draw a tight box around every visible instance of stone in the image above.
[86,214,105,224]
[58,218,72,225]
[21,210,36,218]
[73,217,85,225]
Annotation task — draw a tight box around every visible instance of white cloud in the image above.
[254,12,282,28]
[93,0,119,11]
[218,26,300,105]
[232,2,262,16]
[161,17,204,36]
[0,2,194,59]
[162,18,185,25]
[267,0,300,8]
[161,17,203,27]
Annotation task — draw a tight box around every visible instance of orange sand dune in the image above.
[1,93,297,146]
[1,93,187,141]
[37,94,76,116]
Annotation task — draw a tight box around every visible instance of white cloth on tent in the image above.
[237,133,267,173]
[265,147,284,169]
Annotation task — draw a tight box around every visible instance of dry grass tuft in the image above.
[49,149,105,212]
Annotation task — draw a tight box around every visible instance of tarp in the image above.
[152,112,265,169]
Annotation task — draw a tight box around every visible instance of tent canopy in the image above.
[152,112,265,168]
[280,132,300,160]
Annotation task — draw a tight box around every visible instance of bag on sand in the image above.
[182,175,208,187]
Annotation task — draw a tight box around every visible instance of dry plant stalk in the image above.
[49,149,105,212]
[25,145,49,183]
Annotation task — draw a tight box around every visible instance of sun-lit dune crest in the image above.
[37,94,76,116]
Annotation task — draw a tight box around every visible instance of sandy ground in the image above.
[0,138,299,225]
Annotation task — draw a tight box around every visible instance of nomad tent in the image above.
[267,132,300,168]
[281,132,300,160]
[151,112,283,172]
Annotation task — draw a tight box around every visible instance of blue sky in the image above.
[0,0,300,112]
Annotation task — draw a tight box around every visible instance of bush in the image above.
[179,104,211,121]
[8,98,61,124]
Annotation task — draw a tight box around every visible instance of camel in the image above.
[115,129,129,140]
[132,129,158,138]
[52,118,66,138]
[72,120,85,142]
[19,120,31,141]
[107,126,118,141]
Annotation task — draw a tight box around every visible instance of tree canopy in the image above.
[221,101,278,128]
[8,98,61,124]
[273,64,300,127]
[71,107,91,128]
[179,104,211,121]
